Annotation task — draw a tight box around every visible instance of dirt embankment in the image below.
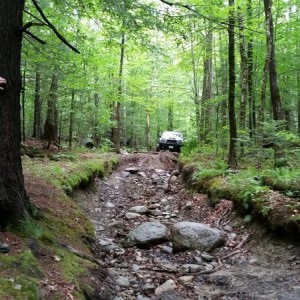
[73,152,300,300]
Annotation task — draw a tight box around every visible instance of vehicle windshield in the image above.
[161,131,182,139]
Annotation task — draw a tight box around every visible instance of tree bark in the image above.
[68,89,75,148]
[113,33,125,154]
[238,8,247,132]
[298,71,300,135]
[167,99,174,131]
[0,1,32,227]
[32,70,42,138]
[259,58,269,124]
[200,24,213,141]
[227,0,238,169]
[145,110,151,151]
[190,35,201,141]
[263,0,283,121]
[44,70,59,148]
[247,0,255,135]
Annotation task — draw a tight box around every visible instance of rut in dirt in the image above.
[73,152,300,300]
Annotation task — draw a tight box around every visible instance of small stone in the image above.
[116,276,130,287]
[136,295,151,300]
[178,264,203,274]
[125,212,140,219]
[155,279,177,295]
[150,209,162,216]
[161,245,173,254]
[128,206,148,214]
[194,256,203,264]
[287,244,295,250]
[138,172,147,178]
[201,253,214,262]
[160,198,169,206]
[249,258,258,265]
[14,284,22,291]
[211,261,219,267]
[204,264,214,271]
[142,283,155,291]
[178,276,194,285]
[131,264,141,272]
[223,225,233,232]
[53,255,61,262]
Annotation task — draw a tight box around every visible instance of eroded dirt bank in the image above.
[72,152,300,300]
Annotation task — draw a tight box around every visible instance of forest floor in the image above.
[72,151,300,300]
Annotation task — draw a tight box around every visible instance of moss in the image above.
[0,276,40,300]
[0,250,43,279]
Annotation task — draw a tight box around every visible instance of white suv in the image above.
[157,131,184,152]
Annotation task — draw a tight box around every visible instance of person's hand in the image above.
[0,77,7,90]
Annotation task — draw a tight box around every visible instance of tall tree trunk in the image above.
[32,70,42,138]
[238,8,247,132]
[44,71,59,148]
[145,110,151,151]
[298,71,300,135]
[263,0,283,121]
[68,89,75,148]
[113,33,125,154]
[227,0,238,169]
[93,90,101,147]
[0,1,32,227]
[247,0,255,135]
[190,31,201,141]
[200,25,213,141]
[21,64,26,142]
[259,58,269,124]
[167,99,174,131]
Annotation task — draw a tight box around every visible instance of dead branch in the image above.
[61,243,103,266]
[31,0,80,54]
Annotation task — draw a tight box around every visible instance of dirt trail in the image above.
[72,152,300,300]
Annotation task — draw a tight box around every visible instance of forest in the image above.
[1,1,300,299]
[18,0,300,162]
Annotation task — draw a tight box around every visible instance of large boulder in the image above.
[170,222,225,252]
[123,222,169,248]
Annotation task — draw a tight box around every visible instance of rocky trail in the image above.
[72,152,300,300]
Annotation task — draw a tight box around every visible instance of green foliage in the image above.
[0,250,43,279]
[11,218,43,239]
[227,171,269,209]
[0,276,40,300]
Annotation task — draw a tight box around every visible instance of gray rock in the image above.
[160,198,169,206]
[137,295,151,300]
[161,245,173,254]
[223,225,233,232]
[201,253,214,262]
[125,212,141,219]
[116,276,130,287]
[170,222,225,252]
[137,171,147,178]
[98,239,124,253]
[178,276,194,285]
[124,222,169,248]
[155,279,177,295]
[142,283,156,291]
[128,205,148,214]
[193,256,203,264]
[149,209,162,216]
[178,264,203,274]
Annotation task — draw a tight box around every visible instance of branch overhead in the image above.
[31,0,80,54]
